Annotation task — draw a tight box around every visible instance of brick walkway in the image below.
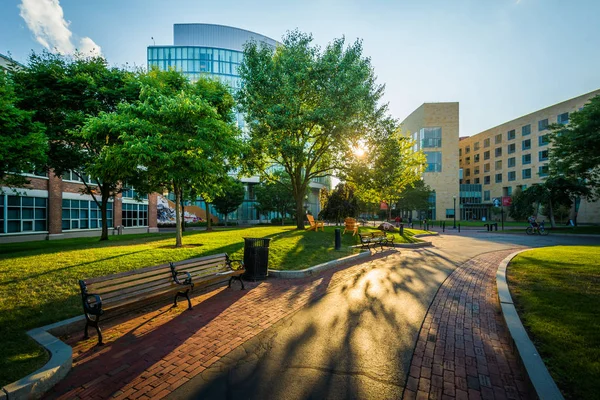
[402,250,533,400]
[48,252,391,400]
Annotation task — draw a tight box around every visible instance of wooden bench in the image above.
[307,214,324,231]
[78,253,244,345]
[358,231,395,252]
[343,217,359,236]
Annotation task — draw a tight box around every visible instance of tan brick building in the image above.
[458,89,600,223]
[400,102,460,221]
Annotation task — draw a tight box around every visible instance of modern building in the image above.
[148,24,329,223]
[458,89,600,223]
[400,102,460,221]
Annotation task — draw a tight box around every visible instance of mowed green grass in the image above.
[508,246,600,399]
[0,225,429,386]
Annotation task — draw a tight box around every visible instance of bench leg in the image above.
[229,276,245,290]
[84,314,103,345]
[174,289,193,310]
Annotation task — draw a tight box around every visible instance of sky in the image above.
[1,0,599,137]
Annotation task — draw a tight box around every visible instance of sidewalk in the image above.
[402,250,533,400]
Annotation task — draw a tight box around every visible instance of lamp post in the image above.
[453,196,457,229]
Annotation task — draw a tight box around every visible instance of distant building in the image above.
[148,24,329,223]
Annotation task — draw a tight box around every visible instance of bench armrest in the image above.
[83,293,103,316]
[169,262,193,286]
[228,259,245,271]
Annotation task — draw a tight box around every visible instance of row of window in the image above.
[463,166,548,185]
[461,113,567,155]
[464,151,549,177]
[0,195,47,234]
[463,135,549,164]
[148,47,244,64]
[420,127,442,148]
[122,203,149,227]
[62,199,113,230]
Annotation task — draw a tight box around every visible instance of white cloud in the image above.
[18,0,101,56]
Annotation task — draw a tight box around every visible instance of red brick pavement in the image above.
[402,249,534,400]
[47,252,391,400]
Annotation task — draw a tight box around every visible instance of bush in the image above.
[269,217,296,225]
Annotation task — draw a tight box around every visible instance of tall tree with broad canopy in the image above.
[254,173,297,224]
[107,69,242,247]
[548,95,600,223]
[0,71,47,187]
[395,180,433,216]
[319,183,360,223]
[343,121,426,221]
[11,52,140,240]
[211,177,245,226]
[236,30,386,229]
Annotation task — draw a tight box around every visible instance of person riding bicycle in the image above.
[528,215,538,228]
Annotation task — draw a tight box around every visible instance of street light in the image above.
[453,196,457,229]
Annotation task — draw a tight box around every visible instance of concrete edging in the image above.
[268,250,372,278]
[496,250,565,400]
[1,316,78,400]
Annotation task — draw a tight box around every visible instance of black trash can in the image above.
[243,237,271,281]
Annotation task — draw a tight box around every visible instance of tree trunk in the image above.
[174,185,183,247]
[205,200,213,232]
[548,198,556,228]
[99,190,109,241]
[181,197,185,232]
[569,197,578,226]
[295,195,305,230]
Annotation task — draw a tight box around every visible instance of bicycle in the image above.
[526,221,549,236]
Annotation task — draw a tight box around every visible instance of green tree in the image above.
[237,30,386,229]
[0,72,47,187]
[396,180,433,216]
[110,69,241,247]
[254,173,297,224]
[12,52,140,240]
[508,187,534,221]
[212,178,245,226]
[549,95,600,197]
[345,123,426,220]
[319,183,359,223]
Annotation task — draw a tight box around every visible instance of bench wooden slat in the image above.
[93,271,174,294]
[85,263,170,285]
[102,281,179,306]
[87,267,172,290]
[99,279,179,302]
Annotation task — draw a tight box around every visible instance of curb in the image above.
[1,317,79,400]
[268,251,372,278]
[496,250,564,400]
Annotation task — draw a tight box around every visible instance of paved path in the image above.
[48,232,600,399]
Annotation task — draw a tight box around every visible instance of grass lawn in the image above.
[0,225,429,386]
[508,246,600,399]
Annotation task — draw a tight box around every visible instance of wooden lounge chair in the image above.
[343,217,359,236]
[306,214,325,231]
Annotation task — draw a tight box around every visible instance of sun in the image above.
[353,146,365,157]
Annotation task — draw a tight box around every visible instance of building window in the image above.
[538,119,549,131]
[465,168,471,177]
[557,112,569,125]
[420,127,442,148]
[484,138,490,148]
[474,154,480,163]
[474,178,480,184]
[539,150,549,162]
[459,148,462,156]
[505,186,513,196]
[539,165,549,177]
[484,175,490,185]
[446,208,455,218]
[495,147,502,157]
[522,124,531,136]
[474,142,480,151]
[122,186,148,200]
[1,195,47,234]
[465,146,471,154]
[495,173,503,183]
[508,143,516,154]
[465,179,471,184]
[508,157,516,168]
[62,199,112,230]
[465,156,471,165]
[424,151,442,172]
[522,169,532,179]
[538,134,550,146]
[122,203,149,227]
[507,130,516,140]
[508,171,516,181]
[522,154,531,165]
[522,139,531,150]
[474,166,480,175]
[484,151,490,160]
[484,163,491,172]
[484,190,490,201]
[495,134,502,144]
[495,160,502,170]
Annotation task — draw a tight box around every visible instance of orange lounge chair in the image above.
[306,214,325,231]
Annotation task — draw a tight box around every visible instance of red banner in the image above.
[502,196,512,206]
[380,201,388,210]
